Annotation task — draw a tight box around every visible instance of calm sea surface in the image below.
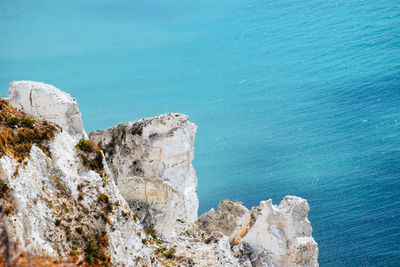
[1,1,399,265]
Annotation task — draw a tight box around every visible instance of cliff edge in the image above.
[0,81,318,266]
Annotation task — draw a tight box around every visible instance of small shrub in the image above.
[98,193,109,203]
[154,246,166,255]
[84,233,110,266]
[90,242,99,251]
[164,248,176,259]
[6,117,19,127]
[0,182,9,197]
[69,249,81,256]
[132,213,139,222]
[77,183,84,191]
[55,219,61,226]
[20,116,35,128]
[75,138,94,152]
[105,202,113,213]
[146,229,157,240]
[121,210,130,218]
[4,204,13,215]
[98,193,113,214]
[85,254,94,265]
[75,138,105,174]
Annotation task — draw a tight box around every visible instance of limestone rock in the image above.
[171,232,243,266]
[8,81,87,139]
[117,176,187,235]
[89,113,199,236]
[0,81,319,266]
[0,86,241,266]
[196,200,251,244]
[243,196,319,267]
[196,197,318,267]
[0,129,153,266]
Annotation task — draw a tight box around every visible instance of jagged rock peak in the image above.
[197,196,319,267]
[8,81,87,139]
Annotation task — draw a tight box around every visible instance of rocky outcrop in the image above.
[196,201,251,244]
[197,197,319,267]
[244,196,318,267]
[0,81,319,266]
[89,114,198,237]
[8,81,87,139]
[0,133,152,265]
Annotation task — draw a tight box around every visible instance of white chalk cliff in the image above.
[9,81,87,140]
[89,114,198,238]
[0,81,318,266]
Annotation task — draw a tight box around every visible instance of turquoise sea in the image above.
[1,1,399,266]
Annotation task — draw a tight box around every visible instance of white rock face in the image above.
[0,81,319,266]
[8,81,87,139]
[197,200,251,244]
[197,197,318,267]
[172,231,244,267]
[89,113,199,237]
[117,176,187,235]
[0,130,153,266]
[243,196,319,267]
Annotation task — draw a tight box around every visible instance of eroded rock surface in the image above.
[197,197,318,267]
[197,200,251,244]
[117,176,187,235]
[9,81,87,139]
[89,114,198,237]
[0,81,319,266]
[0,132,153,266]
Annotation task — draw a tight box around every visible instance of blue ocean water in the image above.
[1,0,399,265]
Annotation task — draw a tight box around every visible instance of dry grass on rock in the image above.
[75,138,105,176]
[0,98,60,162]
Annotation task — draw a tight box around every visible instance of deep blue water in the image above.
[1,0,400,265]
